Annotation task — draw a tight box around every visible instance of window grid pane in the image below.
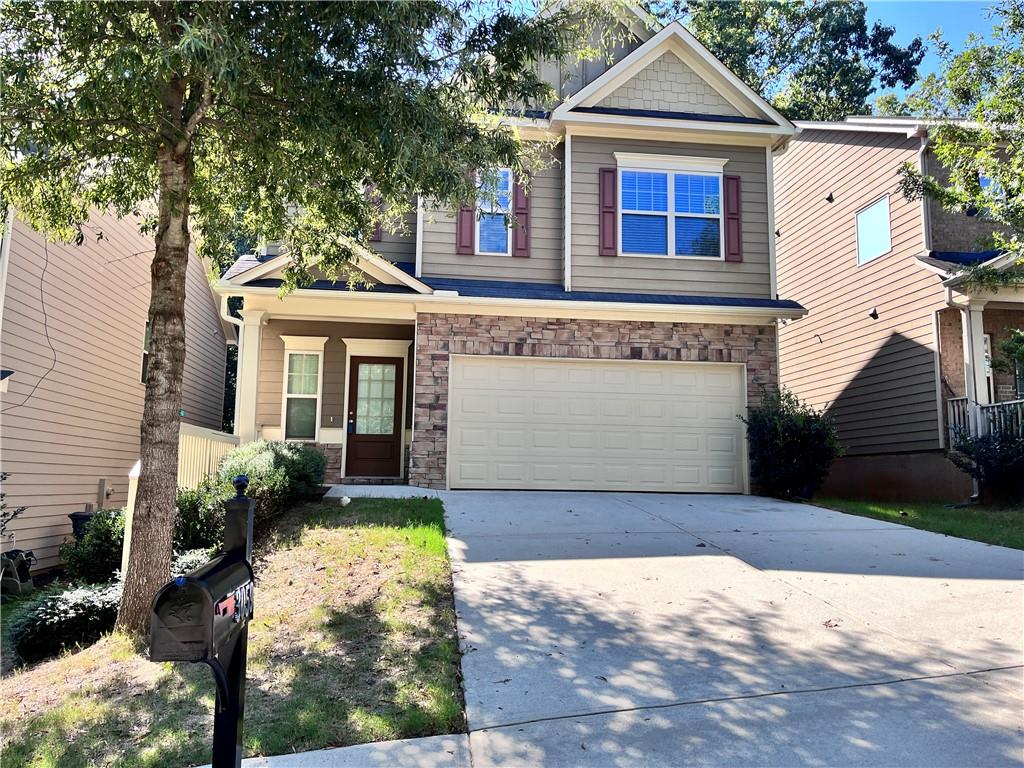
[478,169,511,213]
[621,171,668,212]
[674,174,720,215]
[478,212,508,253]
[287,353,319,395]
[856,197,892,264]
[356,363,397,435]
[675,217,721,257]
[285,398,317,440]
[622,214,668,254]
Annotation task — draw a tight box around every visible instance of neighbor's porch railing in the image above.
[947,396,1024,444]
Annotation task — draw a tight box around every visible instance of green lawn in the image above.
[0,497,464,767]
[815,497,1024,550]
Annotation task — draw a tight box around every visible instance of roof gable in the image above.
[553,21,793,134]
[595,50,742,118]
[221,240,431,295]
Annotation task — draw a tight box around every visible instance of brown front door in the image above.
[346,356,403,477]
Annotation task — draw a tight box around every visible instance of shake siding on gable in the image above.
[774,130,946,455]
[419,143,564,284]
[571,136,771,298]
[0,215,228,569]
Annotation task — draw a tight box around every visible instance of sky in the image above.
[863,0,998,94]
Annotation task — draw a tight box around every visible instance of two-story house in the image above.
[0,210,233,569]
[216,18,804,494]
[774,116,1023,502]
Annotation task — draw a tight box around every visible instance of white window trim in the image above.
[613,154,727,261]
[280,335,328,443]
[475,168,512,257]
[855,194,893,266]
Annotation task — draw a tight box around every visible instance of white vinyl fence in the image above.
[122,424,239,573]
[176,423,240,489]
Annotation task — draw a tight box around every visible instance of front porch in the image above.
[235,310,416,483]
[938,297,1024,444]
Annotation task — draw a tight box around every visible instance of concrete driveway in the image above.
[442,492,1024,767]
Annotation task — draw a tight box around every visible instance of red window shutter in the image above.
[512,177,530,257]
[599,167,617,256]
[456,206,475,254]
[724,174,743,262]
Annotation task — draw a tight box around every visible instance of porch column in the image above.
[236,309,267,443]
[960,300,990,406]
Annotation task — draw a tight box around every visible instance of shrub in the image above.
[218,440,326,522]
[950,431,1024,504]
[9,581,121,664]
[58,508,125,584]
[276,442,327,498]
[741,388,844,500]
[174,477,230,551]
[172,547,216,575]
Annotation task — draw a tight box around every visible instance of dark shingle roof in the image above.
[570,106,774,125]
[232,260,803,312]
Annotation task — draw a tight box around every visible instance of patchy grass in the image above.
[815,497,1024,550]
[0,497,464,767]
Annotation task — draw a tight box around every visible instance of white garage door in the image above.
[447,356,746,492]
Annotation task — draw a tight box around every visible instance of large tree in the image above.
[653,0,925,121]
[898,0,1023,284]
[1,0,607,633]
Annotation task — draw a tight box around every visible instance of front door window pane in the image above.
[356,363,396,434]
[285,398,317,440]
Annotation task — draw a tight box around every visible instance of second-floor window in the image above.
[476,168,512,256]
[856,195,892,265]
[618,165,723,258]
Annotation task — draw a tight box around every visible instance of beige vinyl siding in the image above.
[181,254,228,427]
[774,129,945,456]
[0,214,228,569]
[539,25,640,102]
[372,210,416,265]
[255,319,414,434]
[571,136,771,297]
[419,143,563,284]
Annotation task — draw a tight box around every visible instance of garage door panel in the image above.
[448,357,745,492]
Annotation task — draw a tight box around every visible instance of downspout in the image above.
[220,293,244,436]
[918,134,932,254]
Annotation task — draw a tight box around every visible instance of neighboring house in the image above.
[217,17,806,494]
[0,211,234,569]
[774,116,1023,502]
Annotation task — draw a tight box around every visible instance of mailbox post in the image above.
[151,476,255,768]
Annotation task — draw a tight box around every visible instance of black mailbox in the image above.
[149,475,255,768]
[151,554,254,664]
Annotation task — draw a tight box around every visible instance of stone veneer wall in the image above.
[409,313,778,489]
[317,443,343,483]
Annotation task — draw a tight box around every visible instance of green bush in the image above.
[741,388,844,500]
[951,431,1024,504]
[58,508,125,584]
[171,547,216,575]
[218,440,326,522]
[9,581,121,663]
[174,477,230,551]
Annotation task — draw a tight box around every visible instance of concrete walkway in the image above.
[444,491,1024,767]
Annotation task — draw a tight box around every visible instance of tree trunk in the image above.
[116,81,194,634]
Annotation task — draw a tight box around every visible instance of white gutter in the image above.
[0,207,13,343]
[918,136,931,253]
[215,280,808,321]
